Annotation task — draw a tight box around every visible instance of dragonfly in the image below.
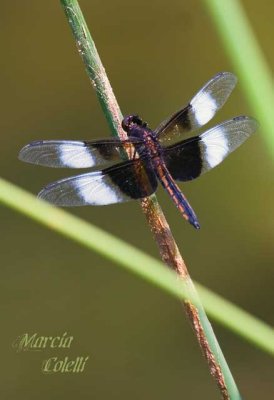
[19,72,258,229]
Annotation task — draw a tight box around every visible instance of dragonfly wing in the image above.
[38,159,158,206]
[19,138,138,168]
[156,72,237,143]
[163,116,258,181]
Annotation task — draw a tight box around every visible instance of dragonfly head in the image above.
[122,115,147,133]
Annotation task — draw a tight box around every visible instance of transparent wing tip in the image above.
[18,143,33,162]
[215,71,238,84]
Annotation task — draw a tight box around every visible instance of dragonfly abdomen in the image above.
[155,160,200,229]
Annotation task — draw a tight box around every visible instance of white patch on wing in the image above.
[74,172,121,205]
[191,92,217,126]
[201,127,229,168]
[59,144,95,168]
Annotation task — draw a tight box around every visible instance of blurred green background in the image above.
[0,0,273,399]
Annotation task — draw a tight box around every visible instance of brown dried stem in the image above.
[60,1,242,398]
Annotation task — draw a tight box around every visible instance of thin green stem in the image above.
[202,0,274,157]
[60,0,123,137]
[0,177,273,356]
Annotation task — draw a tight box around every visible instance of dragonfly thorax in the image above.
[122,115,148,134]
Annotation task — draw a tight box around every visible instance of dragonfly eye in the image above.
[122,115,144,132]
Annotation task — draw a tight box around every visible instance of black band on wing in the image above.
[163,136,203,181]
[104,159,158,200]
[38,158,158,206]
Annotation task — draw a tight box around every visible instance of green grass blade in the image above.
[202,0,274,157]
[1,177,273,356]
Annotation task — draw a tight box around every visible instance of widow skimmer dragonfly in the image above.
[19,72,257,229]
